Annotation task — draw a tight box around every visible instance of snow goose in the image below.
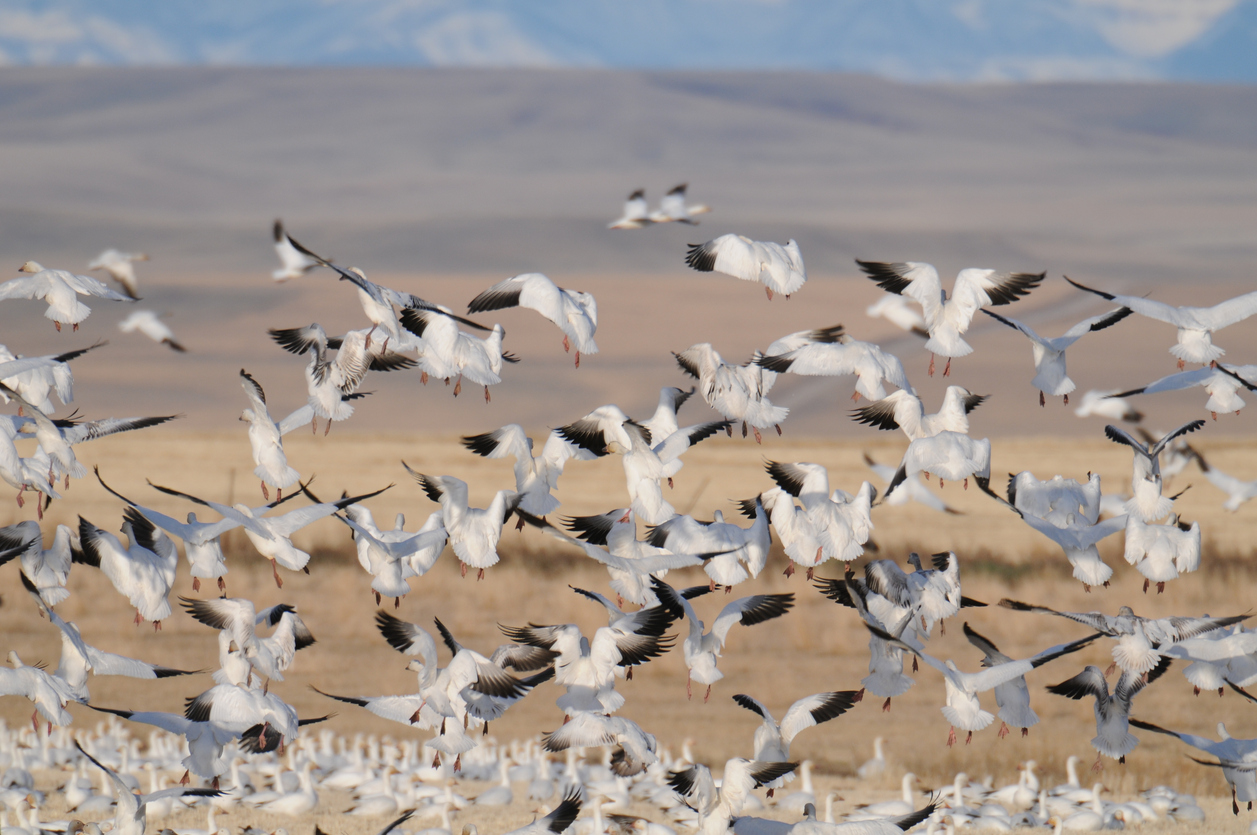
[1103,420,1205,521]
[643,386,697,441]
[0,650,81,732]
[856,738,887,780]
[793,804,937,834]
[1157,623,1257,694]
[1072,390,1142,423]
[1064,276,1257,367]
[846,772,918,819]
[0,521,74,606]
[645,503,770,590]
[183,682,328,757]
[461,424,592,517]
[0,340,104,415]
[765,462,875,573]
[1109,363,1257,420]
[1191,447,1257,512]
[997,598,1246,676]
[179,597,315,683]
[0,421,58,512]
[237,370,304,502]
[1046,658,1172,771]
[608,190,653,229]
[332,507,446,606]
[883,432,991,497]
[850,387,984,441]
[271,220,320,282]
[857,259,1043,376]
[498,787,582,835]
[653,577,794,701]
[0,262,134,331]
[1123,513,1200,593]
[757,335,912,402]
[1007,472,1101,526]
[1001,507,1126,591]
[74,741,221,835]
[87,250,147,300]
[404,464,519,579]
[867,622,1099,746]
[861,454,958,515]
[118,311,185,353]
[962,623,1051,739]
[85,706,238,788]
[399,308,514,401]
[686,235,806,300]
[981,307,1131,405]
[261,762,317,815]
[668,758,797,835]
[865,295,929,338]
[864,552,984,637]
[650,184,711,224]
[674,343,786,443]
[76,510,178,628]
[345,503,448,582]
[467,273,598,367]
[731,691,860,792]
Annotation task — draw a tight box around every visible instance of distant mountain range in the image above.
[1,0,1254,82]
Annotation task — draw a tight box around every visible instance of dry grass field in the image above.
[3,432,1257,833]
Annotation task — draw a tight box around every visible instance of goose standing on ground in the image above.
[1108,363,1257,420]
[118,311,186,352]
[87,249,148,300]
[0,261,135,331]
[0,520,75,606]
[866,622,1099,746]
[271,220,320,281]
[1046,657,1172,772]
[462,424,592,517]
[1191,447,1257,512]
[1103,420,1206,522]
[608,190,652,229]
[654,578,794,702]
[862,453,958,515]
[856,259,1043,376]
[685,235,806,300]
[850,387,985,441]
[238,370,305,502]
[650,184,711,224]
[857,738,888,779]
[981,306,1132,405]
[1064,276,1257,368]
[467,273,598,367]
[731,690,861,792]
[404,463,519,579]
[74,741,221,835]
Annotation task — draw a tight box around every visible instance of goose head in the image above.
[18,261,43,274]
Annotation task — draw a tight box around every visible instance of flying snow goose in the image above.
[643,386,697,441]
[1156,623,1257,695]
[1007,471,1102,526]
[608,190,652,229]
[862,453,958,515]
[1073,390,1142,423]
[867,622,1098,746]
[0,340,105,414]
[1191,447,1257,512]
[674,343,787,442]
[669,758,798,826]
[0,650,81,731]
[467,273,598,367]
[1065,276,1257,367]
[685,235,806,300]
[461,424,592,517]
[1004,507,1126,591]
[1109,364,1257,420]
[981,306,1132,405]
[998,598,1247,676]
[399,308,515,402]
[1103,420,1205,521]
[757,335,912,403]
[0,261,134,331]
[0,521,74,606]
[238,369,302,501]
[271,220,320,282]
[864,552,986,638]
[754,488,823,577]
[653,577,794,701]
[118,311,185,352]
[181,683,321,757]
[74,741,222,835]
[542,713,659,777]
[856,260,1043,376]
[1130,716,1257,814]
[962,622,1049,739]
[77,509,178,628]
[646,502,770,590]
[883,431,991,497]
[865,295,929,337]
[86,705,240,788]
[180,596,315,683]
[764,461,875,572]
[404,463,519,579]
[344,503,448,581]
[87,249,148,300]
[1046,658,1172,771]
[649,183,710,224]
[732,691,860,790]
[850,386,985,441]
[0,416,59,512]
[1123,513,1200,593]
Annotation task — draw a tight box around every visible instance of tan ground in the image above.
[3,433,1257,833]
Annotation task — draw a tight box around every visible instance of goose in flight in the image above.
[238,369,305,501]
[981,306,1132,405]
[850,386,985,441]
[404,463,519,579]
[732,690,860,791]
[1123,513,1200,594]
[1104,420,1205,522]
[643,385,697,440]
[757,334,912,403]
[856,259,1043,376]
[0,649,82,732]
[542,712,659,777]
[1131,708,1257,814]
[272,219,321,281]
[1108,363,1257,420]
[0,520,75,606]
[74,740,222,835]
[1046,657,1172,771]
[884,431,991,497]
[0,261,134,331]
[0,416,60,513]
[1064,276,1257,368]
[685,235,806,300]
[344,502,447,585]
[77,509,178,628]
[86,704,244,788]
[462,424,592,517]
[0,340,105,415]
[180,596,315,683]
[1007,471,1102,527]
[87,249,148,300]
[669,758,799,835]
[650,183,711,224]
[865,295,929,337]
[862,453,958,515]
[674,342,787,442]
[399,308,515,402]
[467,273,598,367]
[474,788,581,835]
[654,577,794,701]
[864,552,984,637]
[118,310,186,352]
[646,502,770,590]
[765,461,876,571]
[962,622,1049,739]
[1190,447,1257,512]
[867,622,1099,746]
[608,189,652,229]
[998,598,1247,675]
[997,500,1126,591]
[1073,389,1143,423]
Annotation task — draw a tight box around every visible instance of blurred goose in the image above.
[74,741,221,835]
[0,261,134,331]
[404,465,519,579]
[650,183,710,224]
[1123,514,1200,593]
[1065,276,1257,367]
[757,336,911,403]
[468,273,598,367]
[1047,658,1172,771]
[884,432,991,497]
[0,521,74,606]
[86,706,240,788]
[87,249,148,300]
[813,577,921,710]
[1103,420,1205,522]
[1191,447,1257,512]
[857,259,1043,376]
[645,503,770,590]
[865,295,929,337]
[608,190,652,229]
[0,650,81,731]
[461,424,592,517]
[862,453,958,515]
[118,311,185,352]
[685,235,806,300]
[0,340,104,414]
[1073,389,1142,423]
[271,220,320,281]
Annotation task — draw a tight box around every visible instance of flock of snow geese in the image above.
[0,184,1256,835]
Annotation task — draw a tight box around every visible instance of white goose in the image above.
[1191,447,1257,512]
[467,273,598,367]
[1103,420,1205,522]
[765,462,876,573]
[674,342,787,443]
[1047,659,1173,771]
[85,706,240,788]
[850,386,985,441]
[271,219,320,281]
[404,465,519,579]
[686,235,806,300]
[87,249,147,300]
[0,521,74,606]
[884,431,991,497]
[962,622,1046,739]
[461,424,591,517]
[1072,389,1143,423]
[731,690,860,790]
[1123,513,1201,593]
[118,311,185,352]
[756,335,912,402]
[237,369,305,501]
[608,189,652,229]
[862,454,958,515]
[74,741,221,835]
[399,308,514,402]
[645,502,770,590]
[0,650,81,731]
[0,340,104,414]
[1109,363,1257,420]
[0,261,134,331]
[179,596,316,682]
[650,183,711,224]
[77,510,178,627]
